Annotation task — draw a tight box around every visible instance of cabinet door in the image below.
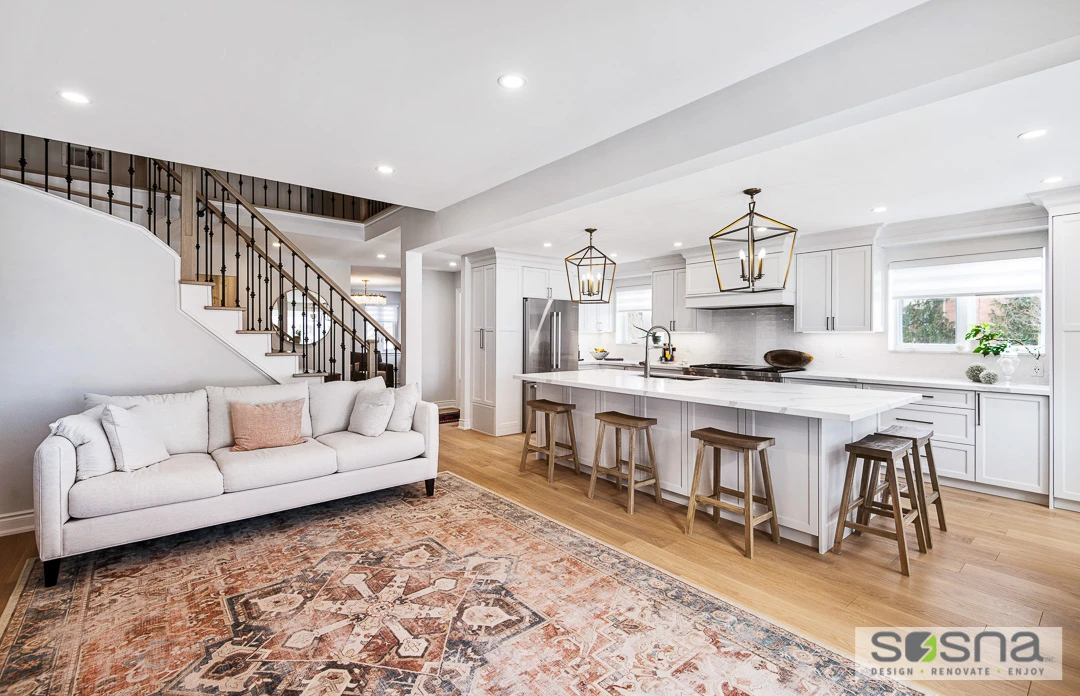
[522,267,549,299]
[976,392,1049,493]
[595,301,614,332]
[794,251,831,332]
[471,330,487,405]
[550,270,572,300]
[579,304,595,333]
[831,245,873,332]
[652,270,675,331]
[470,267,487,331]
[483,266,496,329]
[672,269,696,332]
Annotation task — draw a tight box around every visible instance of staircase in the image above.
[1,131,402,386]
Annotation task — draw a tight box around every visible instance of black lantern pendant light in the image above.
[709,188,797,293]
[566,228,616,304]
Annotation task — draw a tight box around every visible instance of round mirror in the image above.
[272,290,331,345]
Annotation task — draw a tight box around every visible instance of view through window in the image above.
[614,286,651,345]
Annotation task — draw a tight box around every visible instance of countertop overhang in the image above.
[516,370,922,421]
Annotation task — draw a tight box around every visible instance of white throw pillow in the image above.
[50,405,116,480]
[309,377,385,437]
[348,389,395,437]
[85,389,208,455]
[101,404,170,472]
[386,383,420,432]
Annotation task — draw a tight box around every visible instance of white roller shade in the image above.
[890,251,1044,300]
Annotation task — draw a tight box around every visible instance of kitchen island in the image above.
[516,370,922,553]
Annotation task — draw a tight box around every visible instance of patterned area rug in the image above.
[0,472,921,695]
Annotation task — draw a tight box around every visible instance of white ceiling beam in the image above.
[409,0,1080,253]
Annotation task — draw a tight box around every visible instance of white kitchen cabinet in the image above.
[976,392,1049,494]
[579,303,613,333]
[470,265,496,408]
[794,245,873,333]
[522,266,571,300]
[652,268,699,332]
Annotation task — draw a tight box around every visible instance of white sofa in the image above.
[33,381,438,586]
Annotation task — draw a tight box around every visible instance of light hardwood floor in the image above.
[2,424,1076,695]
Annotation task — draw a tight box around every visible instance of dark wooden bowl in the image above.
[764,349,814,369]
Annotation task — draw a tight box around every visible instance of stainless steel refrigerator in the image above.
[522,298,578,429]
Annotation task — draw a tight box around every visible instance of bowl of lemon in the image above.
[592,348,609,360]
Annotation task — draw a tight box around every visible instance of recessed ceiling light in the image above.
[1018,129,1048,140]
[673,242,683,247]
[1042,176,1064,184]
[543,242,552,248]
[610,253,618,258]
[57,90,91,104]
[272,242,281,247]
[497,74,527,90]
[871,206,888,213]
[449,261,458,267]
[375,165,395,175]
[376,253,386,259]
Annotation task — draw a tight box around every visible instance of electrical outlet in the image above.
[835,347,846,359]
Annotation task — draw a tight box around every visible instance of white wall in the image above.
[0,181,271,523]
[421,270,459,406]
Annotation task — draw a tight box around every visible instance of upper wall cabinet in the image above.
[794,245,876,333]
[522,266,571,301]
[579,302,614,333]
[652,269,703,332]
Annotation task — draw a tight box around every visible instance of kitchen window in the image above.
[888,250,1045,352]
[614,286,652,345]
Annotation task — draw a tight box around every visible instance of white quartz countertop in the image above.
[517,370,922,422]
[784,370,1050,396]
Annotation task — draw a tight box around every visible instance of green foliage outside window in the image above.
[901,298,955,344]
[988,296,1042,347]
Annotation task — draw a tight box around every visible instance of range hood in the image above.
[681,248,795,309]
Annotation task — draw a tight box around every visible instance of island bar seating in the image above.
[685,427,780,559]
[588,411,662,514]
[833,434,928,576]
[520,399,581,483]
[875,423,947,548]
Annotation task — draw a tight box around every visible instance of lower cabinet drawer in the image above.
[927,440,975,481]
[879,404,975,445]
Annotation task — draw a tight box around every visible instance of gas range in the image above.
[685,363,806,382]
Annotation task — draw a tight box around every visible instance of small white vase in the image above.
[997,352,1020,385]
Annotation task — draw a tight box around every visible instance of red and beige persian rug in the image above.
[0,472,920,695]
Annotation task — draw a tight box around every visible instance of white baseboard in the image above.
[0,510,34,537]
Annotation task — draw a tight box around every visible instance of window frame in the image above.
[613,284,652,346]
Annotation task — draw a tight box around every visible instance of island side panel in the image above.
[741,410,818,542]
[642,397,689,495]
[818,415,879,554]
[685,403,743,514]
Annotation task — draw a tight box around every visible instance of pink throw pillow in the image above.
[229,399,306,452]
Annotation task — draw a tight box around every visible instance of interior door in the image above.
[795,251,831,332]
[831,245,872,332]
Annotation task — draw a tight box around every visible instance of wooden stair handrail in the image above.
[204,167,401,350]
[154,160,386,352]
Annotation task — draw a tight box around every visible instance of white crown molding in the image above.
[794,224,882,253]
[876,204,1047,247]
[1029,185,1080,216]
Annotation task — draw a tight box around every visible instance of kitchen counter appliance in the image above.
[686,363,805,382]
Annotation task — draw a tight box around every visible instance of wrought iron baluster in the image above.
[263,179,269,207]
[44,139,50,192]
[18,134,26,183]
[261,226,269,329]
[302,264,310,373]
[340,297,347,381]
[65,143,72,199]
[220,207,227,307]
[195,191,203,277]
[315,276,321,373]
[127,155,134,221]
[148,161,158,234]
[290,253,298,347]
[164,166,173,244]
[234,190,241,308]
[276,181,280,208]
[85,146,94,208]
[328,288,336,378]
[107,151,114,214]
[287,184,292,211]
[278,236,285,352]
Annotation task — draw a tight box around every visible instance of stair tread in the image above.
[180,280,216,286]
[204,305,245,311]
[266,352,302,357]
[294,372,330,378]
[237,330,276,334]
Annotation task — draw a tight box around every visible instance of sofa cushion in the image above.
[101,404,170,471]
[211,438,336,493]
[50,405,115,481]
[316,430,426,473]
[68,453,223,518]
[206,384,312,452]
[308,377,385,437]
[86,389,209,455]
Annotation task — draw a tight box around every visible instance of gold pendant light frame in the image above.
[565,228,616,304]
[709,188,797,293]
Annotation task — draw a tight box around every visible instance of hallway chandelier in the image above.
[566,228,616,304]
[352,280,387,306]
[709,188,797,293]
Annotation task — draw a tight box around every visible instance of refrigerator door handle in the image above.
[555,312,562,369]
[550,317,557,370]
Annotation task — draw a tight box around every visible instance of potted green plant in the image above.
[965,323,1043,383]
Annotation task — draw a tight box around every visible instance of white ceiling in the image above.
[0,1,925,211]
[439,59,1080,262]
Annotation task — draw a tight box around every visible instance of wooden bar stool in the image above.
[685,428,780,559]
[875,424,947,547]
[520,399,580,483]
[833,434,928,576]
[588,411,662,514]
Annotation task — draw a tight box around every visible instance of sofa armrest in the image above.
[413,401,439,463]
[34,435,76,561]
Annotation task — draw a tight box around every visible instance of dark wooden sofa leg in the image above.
[425,478,435,497]
[43,559,60,588]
